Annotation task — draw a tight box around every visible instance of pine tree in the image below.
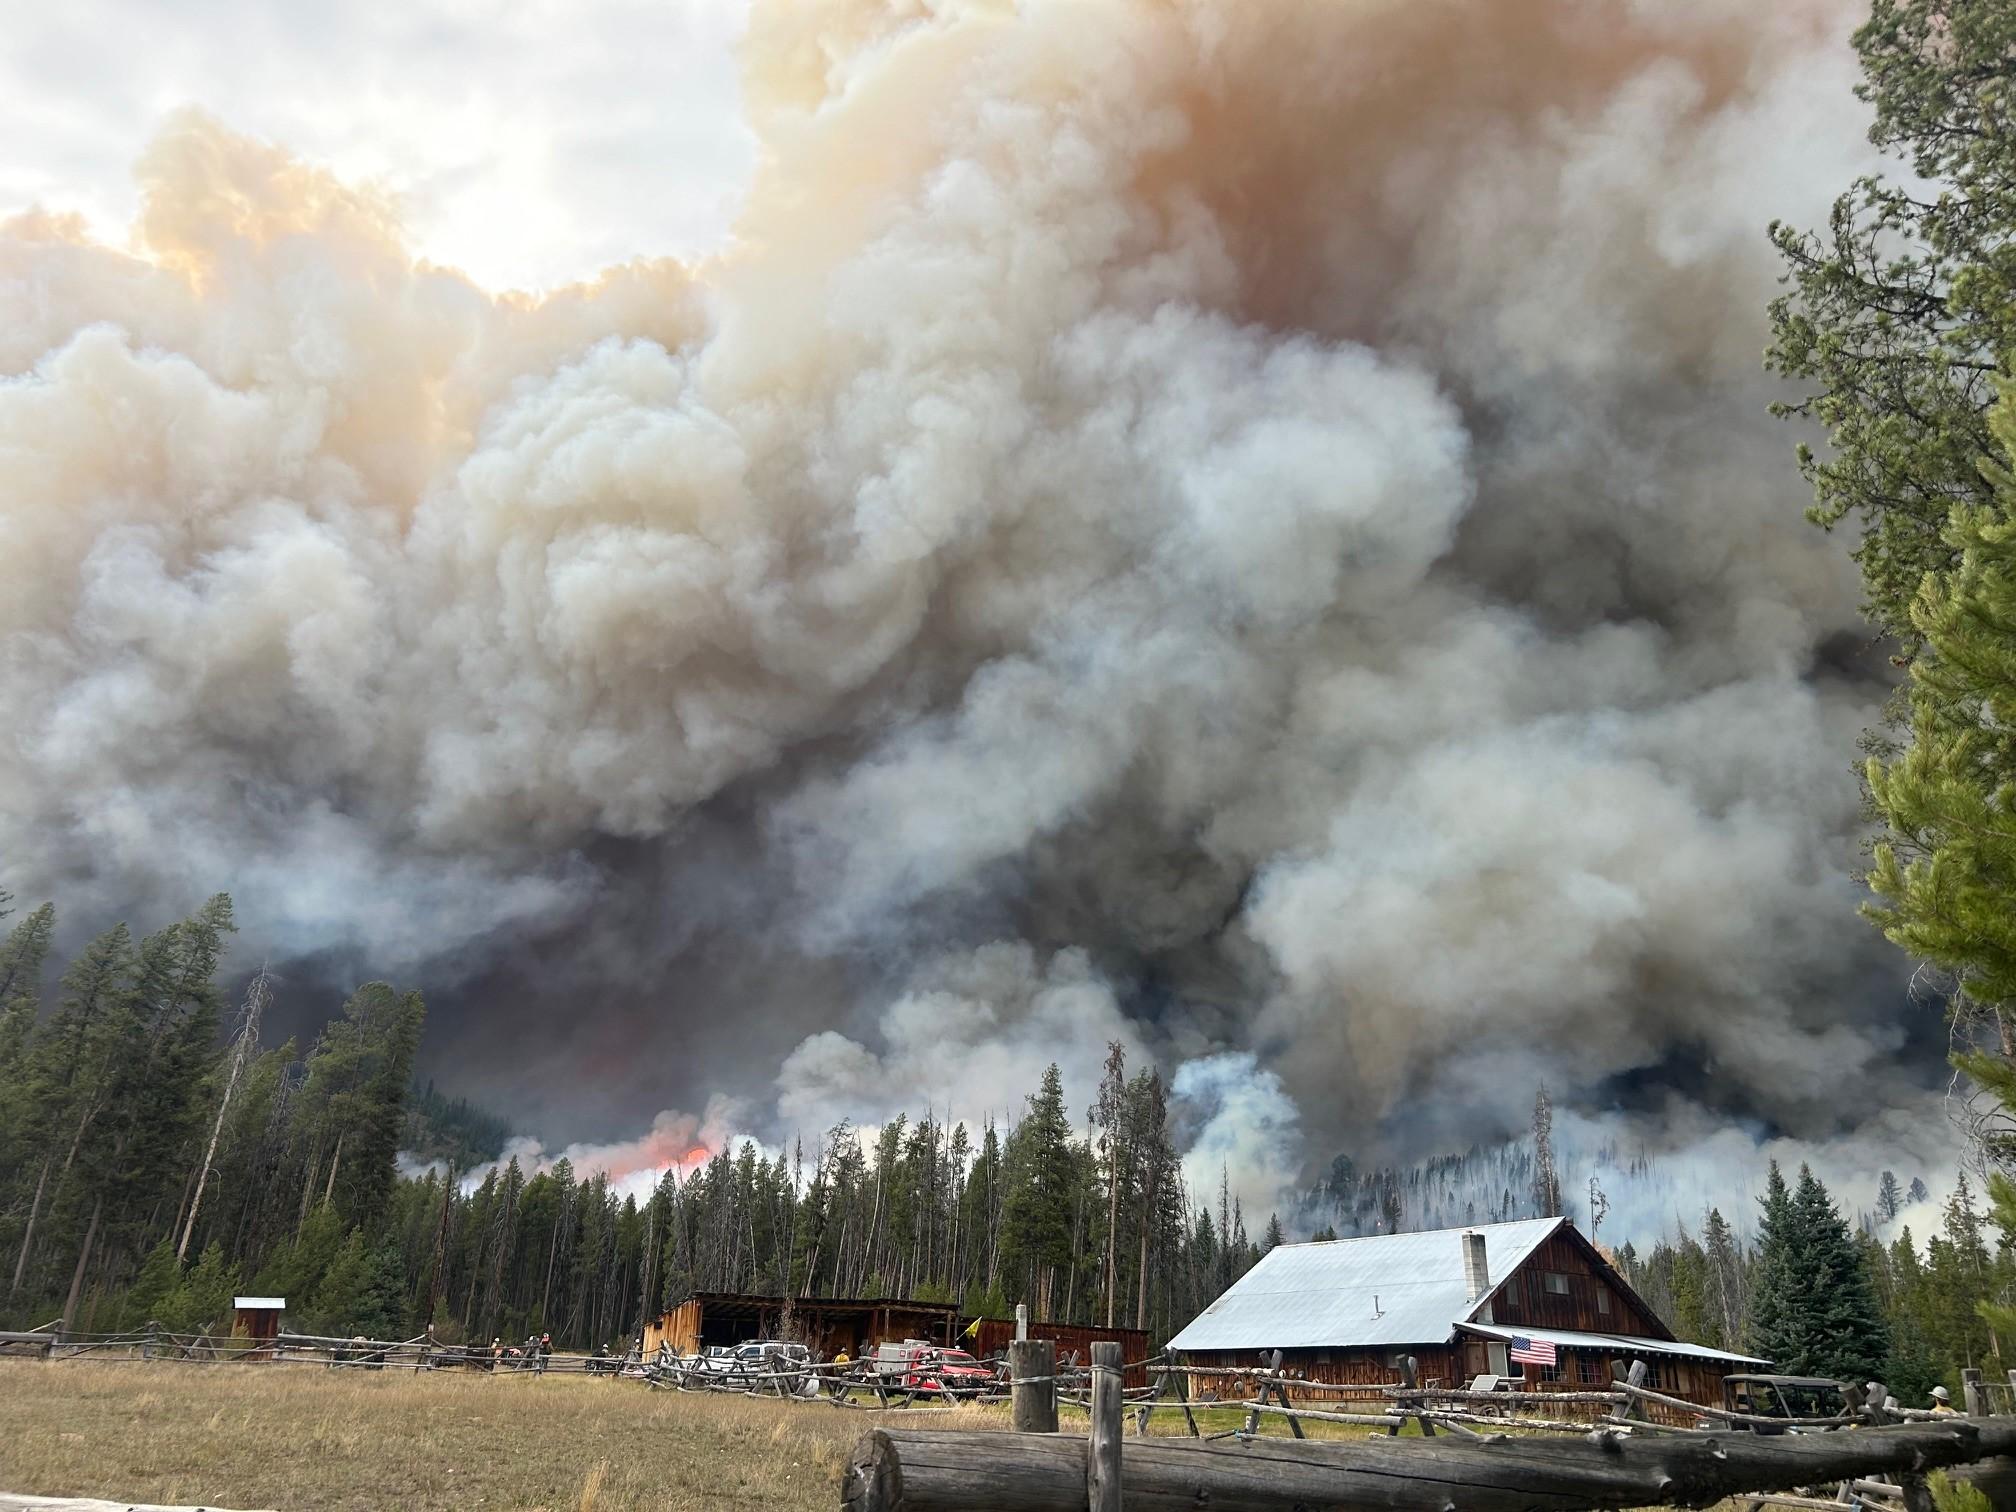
[1878,1171,1905,1225]
[1262,1213,1285,1253]
[1768,0,2016,637]
[0,901,55,1082]
[164,1241,238,1334]
[1701,1207,1747,1350]
[122,1239,182,1329]
[1531,1085,1561,1218]
[1752,1164,1889,1380]
[1798,1166,1890,1381]
[999,1064,1079,1319]
[1748,1163,1806,1367]
[1670,1229,1713,1347]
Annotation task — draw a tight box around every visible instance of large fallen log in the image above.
[842,1419,2016,1511]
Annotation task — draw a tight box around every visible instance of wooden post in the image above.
[1139,1362,1200,1438]
[1387,1356,1436,1438]
[1964,1367,1985,1417]
[1011,1338,1058,1434]
[1608,1360,1647,1424]
[1241,1349,1305,1440]
[1088,1340,1123,1512]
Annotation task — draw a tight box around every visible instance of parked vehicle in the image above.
[881,1343,993,1398]
[1721,1374,1847,1434]
[871,1338,942,1380]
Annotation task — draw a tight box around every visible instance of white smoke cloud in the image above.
[0,0,1941,1231]
[1173,1053,1303,1227]
[776,944,1147,1137]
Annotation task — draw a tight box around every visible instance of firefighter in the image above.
[1930,1386,1958,1417]
[537,1332,553,1375]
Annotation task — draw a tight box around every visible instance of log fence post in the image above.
[1386,1355,1437,1438]
[1607,1360,1647,1425]
[1243,1348,1304,1439]
[1138,1360,1200,1438]
[1964,1367,1985,1417]
[1088,1340,1123,1512]
[1011,1338,1058,1434]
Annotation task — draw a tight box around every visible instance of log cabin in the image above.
[1168,1216,1765,1413]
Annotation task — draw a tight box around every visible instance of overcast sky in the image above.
[0,0,756,290]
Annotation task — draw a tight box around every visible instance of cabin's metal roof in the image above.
[1167,1217,1565,1351]
[1460,1322,1769,1366]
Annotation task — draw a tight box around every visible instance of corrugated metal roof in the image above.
[1461,1322,1769,1366]
[1167,1218,1564,1351]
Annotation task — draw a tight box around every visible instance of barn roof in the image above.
[1168,1217,1565,1352]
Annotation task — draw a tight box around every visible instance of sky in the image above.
[0,0,1969,1244]
[0,0,756,290]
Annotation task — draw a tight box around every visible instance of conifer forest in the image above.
[0,881,2011,1406]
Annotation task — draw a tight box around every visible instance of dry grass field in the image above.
[0,1359,1758,1511]
[0,1358,994,1510]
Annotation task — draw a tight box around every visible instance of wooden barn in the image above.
[642,1293,960,1360]
[966,1318,1152,1384]
[1169,1217,1765,1412]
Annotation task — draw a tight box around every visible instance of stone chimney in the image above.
[1462,1231,1490,1303]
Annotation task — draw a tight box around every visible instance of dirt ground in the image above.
[0,1358,991,1510]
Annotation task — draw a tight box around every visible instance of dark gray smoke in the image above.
[0,0,1939,1225]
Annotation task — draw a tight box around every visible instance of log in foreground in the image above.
[842,1419,2016,1511]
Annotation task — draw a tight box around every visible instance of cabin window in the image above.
[1639,1360,1667,1390]
[1576,1355,1607,1386]
[1533,1360,1562,1383]
[1542,1272,1571,1296]
[1595,1290,1612,1316]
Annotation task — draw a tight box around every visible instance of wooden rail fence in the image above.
[842,1342,2016,1511]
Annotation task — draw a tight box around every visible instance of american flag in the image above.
[1508,1335,1557,1367]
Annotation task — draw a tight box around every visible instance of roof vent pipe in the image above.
[1462,1231,1490,1303]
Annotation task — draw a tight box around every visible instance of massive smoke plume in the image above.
[0,0,1941,1230]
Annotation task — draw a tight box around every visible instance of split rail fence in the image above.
[24,1318,2016,1508]
[844,1342,2016,1512]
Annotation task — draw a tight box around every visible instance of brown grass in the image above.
[0,1360,1737,1511]
[0,1359,1000,1510]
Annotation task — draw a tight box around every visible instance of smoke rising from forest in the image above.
[0,0,1940,1234]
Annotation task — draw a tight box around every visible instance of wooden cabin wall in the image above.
[642,1300,701,1356]
[1177,1346,1463,1402]
[969,1320,1152,1383]
[1487,1232,1663,1338]
[1178,1345,1735,1420]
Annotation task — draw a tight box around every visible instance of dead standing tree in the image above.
[176,967,271,1261]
